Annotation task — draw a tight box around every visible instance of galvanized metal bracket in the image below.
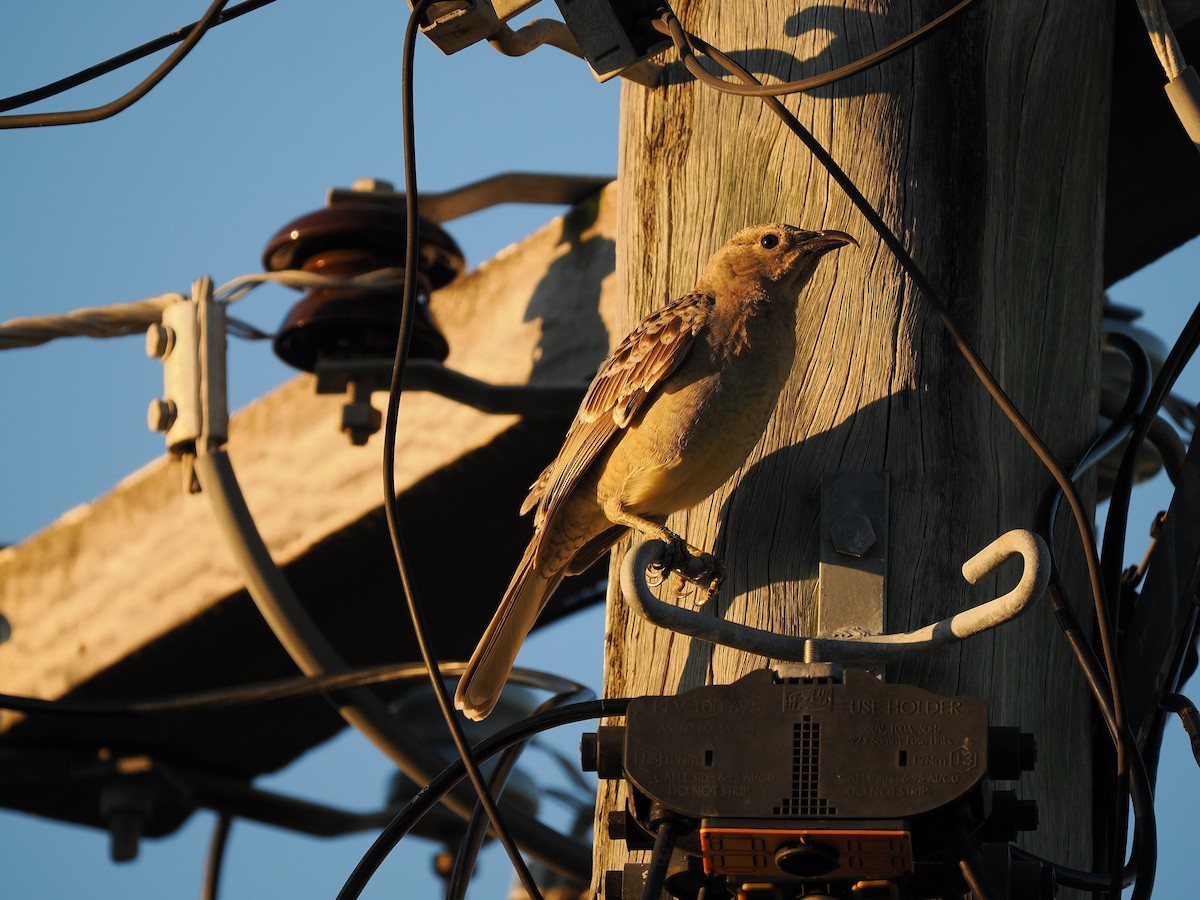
[145,278,229,492]
[818,472,888,641]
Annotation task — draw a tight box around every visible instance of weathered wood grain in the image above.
[599,1,1106,888]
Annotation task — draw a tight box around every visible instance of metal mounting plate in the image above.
[818,472,888,640]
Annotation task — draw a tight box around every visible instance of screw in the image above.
[147,398,177,433]
[145,323,174,359]
[830,512,876,557]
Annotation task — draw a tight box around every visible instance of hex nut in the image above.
[340,400,381,445]
[830,512,876,557]
[147,398,177,433]
[145,323,174,359]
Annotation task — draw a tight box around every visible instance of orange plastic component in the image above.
[700,825,913,880]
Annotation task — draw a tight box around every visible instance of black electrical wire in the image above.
[444,744,525,900]
[1134,532,1200,800]
[0,0,230,128]
[1102,295,1200,633]
[1091,332,1156,471]
[1073,332,1156,898]
[653,11,1135,897]
[1011,845,1115,893]
[657,0,981,98]
[1039,332,1149,741]
[1036,335,1156,896]
[445,686,595,900]
[1146,550,1200,781]
[385,3,544,898]
[1048,569,1118,740]
[1162,692,1200,768]
[1095,295,1200,893]
[1043,566,1155,896]
[337,698,630,900]
[202,814,233,900]
[948,821,998,900]
[641,815,683,900]
[0,663,586,717]
[0,0,278,114]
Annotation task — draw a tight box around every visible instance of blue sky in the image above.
[2,2,1198,897]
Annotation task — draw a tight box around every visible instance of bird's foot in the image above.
[656,536,724,603]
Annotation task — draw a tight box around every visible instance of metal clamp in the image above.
[619,529,1050,664]
[413,0,665,85]
[146,278,229,491]
[313,356,587,444]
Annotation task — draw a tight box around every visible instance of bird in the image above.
[455,223,856,720]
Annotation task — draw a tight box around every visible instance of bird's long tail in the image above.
[455,539,560,721]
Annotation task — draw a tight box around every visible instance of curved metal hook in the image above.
[620,529,1050,664]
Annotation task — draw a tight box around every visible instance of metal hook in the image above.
[620,529,1050,664]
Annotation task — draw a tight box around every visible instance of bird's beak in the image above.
[798,229,858,254]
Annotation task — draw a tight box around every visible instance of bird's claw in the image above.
[653,537,724,602]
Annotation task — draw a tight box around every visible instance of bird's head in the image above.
[701,223,858,296]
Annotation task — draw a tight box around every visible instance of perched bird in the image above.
[455,223,856,720]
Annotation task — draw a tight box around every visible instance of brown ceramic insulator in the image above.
[272,280,451,373]
[263,202,464,372]
[262,202,465,289]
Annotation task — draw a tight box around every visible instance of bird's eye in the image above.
[760,233,780,250]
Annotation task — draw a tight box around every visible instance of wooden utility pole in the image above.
[597,0,1111,889]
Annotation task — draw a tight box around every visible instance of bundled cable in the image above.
[0,0,278,114]
[0,0,231,129]
[337,698,630,900]
[0,295,180,350]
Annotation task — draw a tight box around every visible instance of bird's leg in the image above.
[605,504,724,596]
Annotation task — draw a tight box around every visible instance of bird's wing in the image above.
[526,290,714,527]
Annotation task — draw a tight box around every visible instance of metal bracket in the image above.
[326,172,614,223]
[412,0,665,84]
[620,530,1050,664]
[313,356,586,444]
[145,278,229,491]
[818,471,888,641]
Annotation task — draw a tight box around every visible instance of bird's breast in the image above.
[599,335,795,517]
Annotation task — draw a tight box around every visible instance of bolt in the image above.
[145,323,175,359]
[830,512,876,557]
[802,639,825,663]
[100,784,152,863]
[0,612,10,644]
[606,809,628,841]
[603,870,624,900]
[350,177,396,194]
[580,732,599,772]
[147,398,177,433]
[340,399,382,445]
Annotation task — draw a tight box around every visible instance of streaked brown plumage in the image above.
[455,223,855,720]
